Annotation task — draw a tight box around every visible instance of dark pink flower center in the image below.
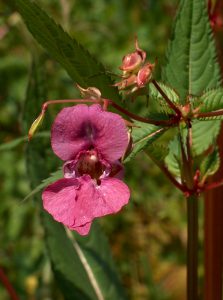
[76,150,105,180]
[64,150,109,183]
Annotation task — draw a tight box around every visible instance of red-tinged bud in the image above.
[136,62,155,88]
[120,52,144,73]
[113,74,137,90]
[119,38,146,74]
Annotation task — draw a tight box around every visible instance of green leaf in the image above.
[163,0,221,103]
[22,168,62,202]
[148,81,180,106]
[163,0,222,156]
[144,143,169,166]
[44,216,127,300]
[0,132,49,152]
[16,0,120,102]
[195,88,223,119]
[124,122,166,163]
[200,148,220,179]
[165,136,181,177]
[192,120,221,155]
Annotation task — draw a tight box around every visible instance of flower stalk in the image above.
[187,195,199,300]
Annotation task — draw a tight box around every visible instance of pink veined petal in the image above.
[51,105,92,161]
[69,222,92,236]
[42,178,79,228]
[72,175,130,227]
[51,104,128,162]
[88,105,128,162]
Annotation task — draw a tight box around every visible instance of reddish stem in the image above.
[144,149,186,193]
[0,268,20,300]
[195,109,223,119]
[40,98,179,127]
[109,100,178,126]
[41,98,101,113]
[204,178,223,190]
[151,79,182,116]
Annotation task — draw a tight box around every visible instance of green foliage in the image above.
[163,0,221,102]
[0,132,49,152]
[192,120,221,155]
[22,168,62,202]
[44,216,127,300]
[165,136,181,177]
[16,0,120,102]
[196,88,223,117]
[200,147,220,179]
[149,81,180,106]
[145,143,169,166]
[124,122,166,163]
[163,0,222,176]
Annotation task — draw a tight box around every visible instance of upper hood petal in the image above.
[51,104,128,162]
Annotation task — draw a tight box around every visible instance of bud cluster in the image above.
[114,38,156,95]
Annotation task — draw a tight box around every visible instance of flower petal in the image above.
[73,175,130,227]
[89,105,128,162]
[51,105,92,161]
[51,104,128,161]
[69,222,92,236]
[42,178,79,228]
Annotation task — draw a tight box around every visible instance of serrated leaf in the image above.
[144,143,169,165]
[124,122,166,163]
[163,0,222,158]
[200,148,220,179]
[22,168,62,202]
[149,81,180,105]
[192,120,221,155]
[162,0,221,103]
[196,88,223,119]
[16,0,120,102]
[165,136,181,177]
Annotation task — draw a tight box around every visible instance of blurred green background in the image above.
[0,1,204,299]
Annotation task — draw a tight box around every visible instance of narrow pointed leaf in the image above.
[22,168,62,202]
[44,216,127,300]
[16,0,120,101]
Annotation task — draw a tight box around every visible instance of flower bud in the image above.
[137,62,155,88]
[119,38,146,74]
[113,74,137,90]
[28,112,44,140]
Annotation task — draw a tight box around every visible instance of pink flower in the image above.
[42,104,130,235]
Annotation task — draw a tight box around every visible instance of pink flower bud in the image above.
[119,38,146,73]
[137,63,155,88]
[113,74,137,90]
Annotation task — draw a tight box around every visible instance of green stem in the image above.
[187,195,199,300]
